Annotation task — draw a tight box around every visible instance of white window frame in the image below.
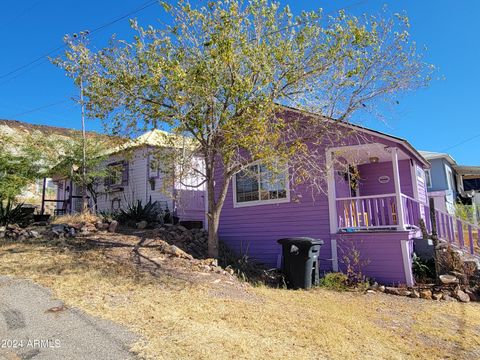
[232,162,290,208]
[424,169,432,188]
[445,164,455,192]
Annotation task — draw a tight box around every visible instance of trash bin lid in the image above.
[277,237,324,246]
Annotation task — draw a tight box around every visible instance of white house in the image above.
[53,129,206,224]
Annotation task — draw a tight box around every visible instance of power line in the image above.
[0,0,158,81]
[443,132,480,152]
[1,0,367,120]
[8,99,71,118]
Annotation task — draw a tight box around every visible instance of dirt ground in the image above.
[1,231,479,360]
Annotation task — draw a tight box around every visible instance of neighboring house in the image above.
[420,150,480,220]
[419,151,459,215]
[452,165,480,210]
[0,119,100,211]
[52,129,205,224]
[217,106,432,286]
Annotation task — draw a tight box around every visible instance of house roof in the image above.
[453,165,480,177]
[418,150,457,166]
[278,105,430,167]
[106,129,196,155]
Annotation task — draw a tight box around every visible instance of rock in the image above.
[465,288,480,302]
[378,285,385,293]
[52,225,66,235]
[177,225,188,232]
[420,289,432,300]
[108,220,118,233]
[442,294,456,302]
[136,220,148,229]
[432,292,443,301]
[67,223,83,230]
[368,282,379,291]
[439,274,459,285]
[385,287,407,296]
[455,289,470,303]
[366,289,376,294]
[0,226,5,232]
[0,232,4,239]
[409,290,420,298]
[68,228,76,238]
[28,230,40,239]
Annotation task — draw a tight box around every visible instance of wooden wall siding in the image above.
[216,108,426,273]
[335,232,412,285]
[357,160,413,198]
[218,181,332,269]
[94,147,205,222]
[415,164,428,204]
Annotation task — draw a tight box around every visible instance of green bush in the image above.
[318,272,349,291]
[0,199,31,226]
[113,199,161,227]
[412,253,435,282]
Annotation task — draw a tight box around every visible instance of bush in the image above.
[218,241,285,287]
[318,272,349,291]
[0,199,31,226]
[412,253,435,282]
[114,199,162,227]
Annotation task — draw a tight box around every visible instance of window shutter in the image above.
[122,162,129,185]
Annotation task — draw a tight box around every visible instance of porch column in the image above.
[326,150,337,234]
[40,177,47,215]
[390,147,405,230]
[326,150,339,272]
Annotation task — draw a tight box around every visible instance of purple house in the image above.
[216,107,432,286]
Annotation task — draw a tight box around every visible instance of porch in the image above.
[326,143,428,235]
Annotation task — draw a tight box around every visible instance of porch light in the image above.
[369,157,379,163]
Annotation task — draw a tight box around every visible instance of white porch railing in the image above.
[336,193,398,230]
[336,193,430,231]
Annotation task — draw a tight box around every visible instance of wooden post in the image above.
[40,177,47,215]
[390,147,405,230]
[429,197,441,283]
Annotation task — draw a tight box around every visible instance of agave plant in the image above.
[0,199,30,226]
[114,199,162,226]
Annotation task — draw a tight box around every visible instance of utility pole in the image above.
[80,77,88,213]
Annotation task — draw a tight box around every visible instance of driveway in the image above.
[0,276,138,360]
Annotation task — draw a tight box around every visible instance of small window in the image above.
[425,170,432,188]
[105,161,128,187]
[111,198,121,211]
[148,154,162,179]
[234,164,289,207]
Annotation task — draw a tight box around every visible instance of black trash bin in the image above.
[277,237,324,289]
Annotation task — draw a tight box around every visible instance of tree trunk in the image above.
[205,161,232,259]
[207,210,220,258]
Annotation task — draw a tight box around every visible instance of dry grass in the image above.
[1,238,480,360]
[51,212,101,225]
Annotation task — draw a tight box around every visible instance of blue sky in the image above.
[0,1,478,164]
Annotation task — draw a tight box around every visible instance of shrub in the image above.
[318,272,349,291]
[412,253,435,282]
[0,199,31,226]
[114,199,162,227]
[218,241,285,287]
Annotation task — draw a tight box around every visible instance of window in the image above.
[424,170,432,188]
[105,161,128,187]
[148,154,162,179]
[233,164,289,207]
[445,165,455,192]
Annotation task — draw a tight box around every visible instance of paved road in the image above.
[0,276,138,360]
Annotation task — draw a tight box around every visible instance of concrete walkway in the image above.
[0,276,138,360]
